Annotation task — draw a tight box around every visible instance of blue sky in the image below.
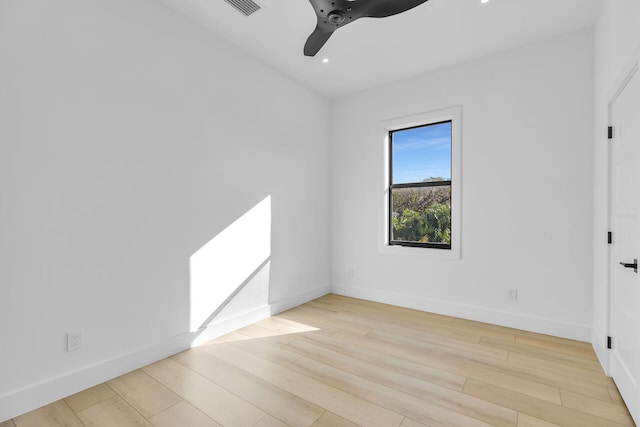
[392,121,451,184]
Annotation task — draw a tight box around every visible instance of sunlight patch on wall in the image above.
[189,196,271,332]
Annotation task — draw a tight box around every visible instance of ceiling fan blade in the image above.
[304,24,334,57]
[364,0,430,18]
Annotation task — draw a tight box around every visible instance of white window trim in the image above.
[379,106,462,259]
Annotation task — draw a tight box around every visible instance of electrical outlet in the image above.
[67,332,82,352]
[508,289,518,301]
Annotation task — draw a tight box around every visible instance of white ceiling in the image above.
[157,0,601,98]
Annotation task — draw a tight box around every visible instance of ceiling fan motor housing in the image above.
[328,10,346,25]
[312,0,354,27]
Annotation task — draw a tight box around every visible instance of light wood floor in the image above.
[5,294,635,427]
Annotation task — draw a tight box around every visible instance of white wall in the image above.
[330,30,594,341]
[0,0,330,420]
[592,0,640,372]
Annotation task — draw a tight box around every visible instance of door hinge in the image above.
[607,336,612,349]
[608,231,613,244]
[608,126,613,139]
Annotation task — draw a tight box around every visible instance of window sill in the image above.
[378,243,461,260]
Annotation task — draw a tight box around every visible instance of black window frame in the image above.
[388,120,452,250]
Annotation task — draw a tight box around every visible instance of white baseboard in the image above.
[332,284,591,342]
[0,305,272,423]
[0,332,192,423]
[591,327,611,376]
[269,284,331,315]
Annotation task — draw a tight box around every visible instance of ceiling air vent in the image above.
[224,0,261,16]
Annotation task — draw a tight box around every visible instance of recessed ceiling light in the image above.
[481,0,489,3]
[322,58,329,63]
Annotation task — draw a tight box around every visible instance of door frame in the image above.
[605,54,639,420]
[604,51,640,373]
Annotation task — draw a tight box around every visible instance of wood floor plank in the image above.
[13,401,83,427]
[321,295,453,325]
[480,336,604,372]
[280,306,372,335]
[451,318,563,346]
[462,350,614,403]
[560,390,635,426]
[107,369,182,418]
[464,378,628,427]
[255,316,328,335]
[172,348,324,427]
[515,334,597,358]
[253,415,289,427]
[332,329,562,404]
[231,324,299,346]
[295,329,467,391]
[285,337,517,427]
[327,296,516,342]
[517,413,561,427]
[332,310,483,344]
[609,387,627,406]
[508,352,615,387]
[378,316,484,345]
[289,303,341,317]
[368,326,509,361]
[215,330,302,367]
[64,383,116,413]
[142,358,265,426]
[311,412,360,427]
[321,294,446,322]
[77,396,152,427]
[328,298,455,327]
[305,299,341,312]
[290,355,499,427]
[216,330,253,343]
[149,401,221,427]
[399,418,429,427]
[349,305,517,343]
[202,340,405,426]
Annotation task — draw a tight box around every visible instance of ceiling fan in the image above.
[304,0,430,57]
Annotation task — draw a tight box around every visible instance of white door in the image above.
[610,64,640,423]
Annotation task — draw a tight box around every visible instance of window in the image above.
[380,106,460,257]
[389,121,452,249]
